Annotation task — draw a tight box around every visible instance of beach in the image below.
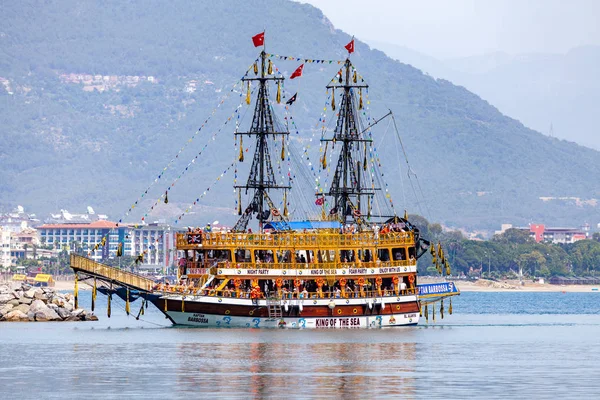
[440,278,599,293]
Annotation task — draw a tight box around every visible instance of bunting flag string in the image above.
[86,60,258,257]
[173,160,237,224]
[120,59,257,220]
[355,87,395,213]
[133,89,250,226]
[129,159,237,266]
[264,57,320,213]
[265,59,298,210]
[266,53,345,64]
[285,111,325,196]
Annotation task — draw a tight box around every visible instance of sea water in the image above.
[1,291,599,399]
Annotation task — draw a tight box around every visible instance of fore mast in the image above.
[233,50,290,233]
[322,58,376,227]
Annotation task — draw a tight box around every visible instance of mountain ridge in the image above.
[369,39,600,149]
[1,0,599,232]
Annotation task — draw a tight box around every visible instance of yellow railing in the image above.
[177,230,414,250]
[185,260,414,273]
[70,254,155,292]
[159,287,417,298]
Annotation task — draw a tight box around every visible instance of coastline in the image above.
[49,279,600,293]
[450,279,598,293]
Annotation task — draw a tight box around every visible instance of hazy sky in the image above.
[300,0,600,59]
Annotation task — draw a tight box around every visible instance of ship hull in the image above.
[167,311,418,328]
[149,295,420,328]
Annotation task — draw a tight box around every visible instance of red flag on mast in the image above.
[290,64,304,79]
[252,32,265,47]
[345,39,355,54]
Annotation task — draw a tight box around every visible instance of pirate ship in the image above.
[70,36,459,328]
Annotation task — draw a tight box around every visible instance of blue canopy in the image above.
[264,220,342,231]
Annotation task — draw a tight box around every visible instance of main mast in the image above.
[322,58,375,226]
[233,51,290,232]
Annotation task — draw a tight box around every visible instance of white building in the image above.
[38,220,122,261]
[129,223,177,270]
[0,229,11,269]
[38,220,179,268]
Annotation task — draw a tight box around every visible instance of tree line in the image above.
[412,215,600,278]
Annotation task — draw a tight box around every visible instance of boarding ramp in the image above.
[70,254,155,292]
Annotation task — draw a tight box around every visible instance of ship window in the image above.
[254,250,274,263]
[318,250,335,264]
[295,250,313,264]
[206,249,231,262]
[235,249,251,263]
[359,249,372,262]
[277,250,291,263]
[391,248,406,261]
[339,249,355,262]
[408,247,416,260]
[378,249,390,261]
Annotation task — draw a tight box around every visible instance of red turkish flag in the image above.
[345,39,355,54]
[252,32,265,47]
[315,197,324,206]
[290,64,304,79]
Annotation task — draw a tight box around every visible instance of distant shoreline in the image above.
[424,278,600,293]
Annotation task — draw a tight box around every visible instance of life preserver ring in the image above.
[339,278,347,287]
[353,209,361,218]
[276,277,283,287]
[271,208,280,217]
[375,276,382,286]
[294,278,301,288]
[357,277,365,286]
[233,278,242,287]
[408,275,415,284]
[392,276,399,285]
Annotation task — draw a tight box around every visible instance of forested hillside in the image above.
[1,0,599,231]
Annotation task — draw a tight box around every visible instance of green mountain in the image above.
[1,0,599,232]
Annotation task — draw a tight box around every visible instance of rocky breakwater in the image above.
[0,282,98,322]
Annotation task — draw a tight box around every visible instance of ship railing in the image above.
[185,259,414,272]
[176,230,414,249]
[70,254,155,292]
[158,287,417,299]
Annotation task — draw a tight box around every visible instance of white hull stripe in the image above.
[168,311,419,328]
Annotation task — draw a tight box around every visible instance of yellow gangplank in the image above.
[70,254,156,292]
